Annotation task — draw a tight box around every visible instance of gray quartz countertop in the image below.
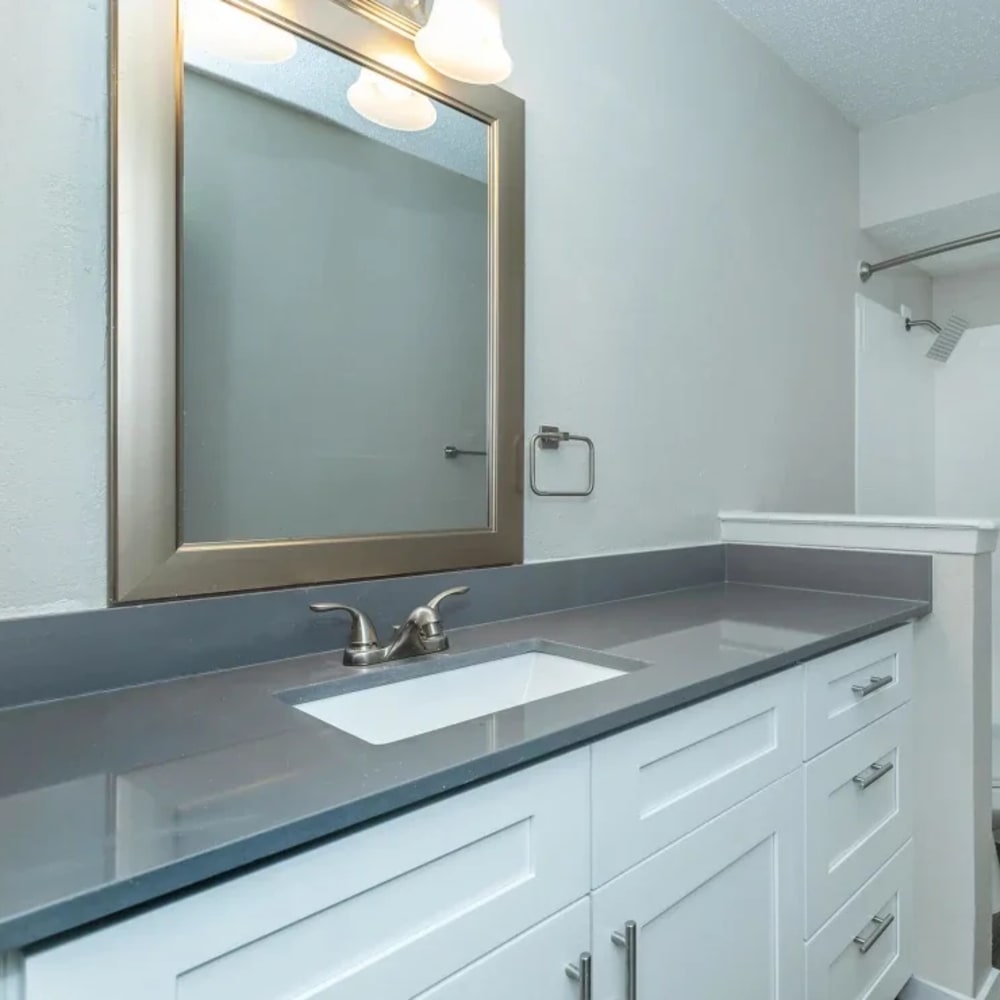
[0,582,928,952]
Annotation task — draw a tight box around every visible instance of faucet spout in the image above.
[310,586,469,668]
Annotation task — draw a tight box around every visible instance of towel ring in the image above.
[529,425,596,498]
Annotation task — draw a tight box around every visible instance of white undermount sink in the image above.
[293,651,624,745]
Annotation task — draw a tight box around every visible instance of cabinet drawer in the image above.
[591,666,802,886]
[22,751,590,1000]
[804,705,912,935]
[806,842,913,1000]
[803,626,912,759]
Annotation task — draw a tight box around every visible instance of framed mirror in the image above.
[111,0,524,602]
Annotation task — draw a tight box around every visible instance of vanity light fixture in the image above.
[347,56,438,132]
[183,0,297,64]
[415,0,512,85]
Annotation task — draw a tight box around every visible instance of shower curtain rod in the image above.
[859,226,1000,282]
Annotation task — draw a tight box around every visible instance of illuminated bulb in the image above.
[184,0,297,64]
[415,0,512,85]
[347,59,437,132]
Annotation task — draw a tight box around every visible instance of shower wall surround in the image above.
[2,0,924,619]
[934,268,1000,330]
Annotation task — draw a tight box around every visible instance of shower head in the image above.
[905,318,941,335]
[926,315,969,363]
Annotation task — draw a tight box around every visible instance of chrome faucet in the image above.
[310,586,470,668]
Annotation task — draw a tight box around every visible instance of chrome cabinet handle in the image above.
[853,760,894,790]
[565,952,592,1000]
[611,920,638,1000]
[854,912,894,954]
[852,674,893,697]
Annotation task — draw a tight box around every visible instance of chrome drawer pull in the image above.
[565,952,592,1000]
[853,760,894,790]
[852,674,893,697]
[854,912,895,954]
[611,920,638,1000]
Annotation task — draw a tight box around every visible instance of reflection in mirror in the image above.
[368,0,430,26]
[181,0,490,544]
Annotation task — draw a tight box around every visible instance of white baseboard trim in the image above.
[900,970,1000,1000]
[982,970,1000,1000]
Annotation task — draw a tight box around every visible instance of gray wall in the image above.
[182,71,489,542]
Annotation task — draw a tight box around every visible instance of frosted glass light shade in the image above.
[348,66,438,132]
[184,0,297,64]
[415,0,512,85]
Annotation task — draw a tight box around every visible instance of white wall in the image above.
[854,295,1000,712]
[861,85,1000,228]
[854,295,936,516]
[854,296,1000,526]
[504,0,894,560]
[935,324,1000,518]
[0,0,108,619]
[1,0,914,615]
[934,267,1000,331]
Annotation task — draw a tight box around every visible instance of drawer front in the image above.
[591,666,803,886]
[804,704,912,935]
[806,842,913,1000]
[23,751,590,1000]
[803,625,913,759]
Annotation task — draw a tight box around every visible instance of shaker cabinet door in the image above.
[20,751,590,1000]
[592,771,804,1000]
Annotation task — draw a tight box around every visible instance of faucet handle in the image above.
[310,603,380,652]
[426,586,470,613]
[409,586,469,650]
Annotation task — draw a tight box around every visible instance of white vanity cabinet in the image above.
[15,625,915,1000]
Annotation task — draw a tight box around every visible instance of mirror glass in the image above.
[180,0,490,544]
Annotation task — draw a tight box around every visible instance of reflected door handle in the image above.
[444,445,487,459]
[565,952,592,1000]
[611,921,638,1000]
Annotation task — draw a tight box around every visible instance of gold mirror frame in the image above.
[110,0,525,602]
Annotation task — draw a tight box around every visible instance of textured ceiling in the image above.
[711,0,1000,125]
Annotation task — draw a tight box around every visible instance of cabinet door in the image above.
[21,750,590,1000]
[418,899,590,1000]
[592,771,804,1000]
